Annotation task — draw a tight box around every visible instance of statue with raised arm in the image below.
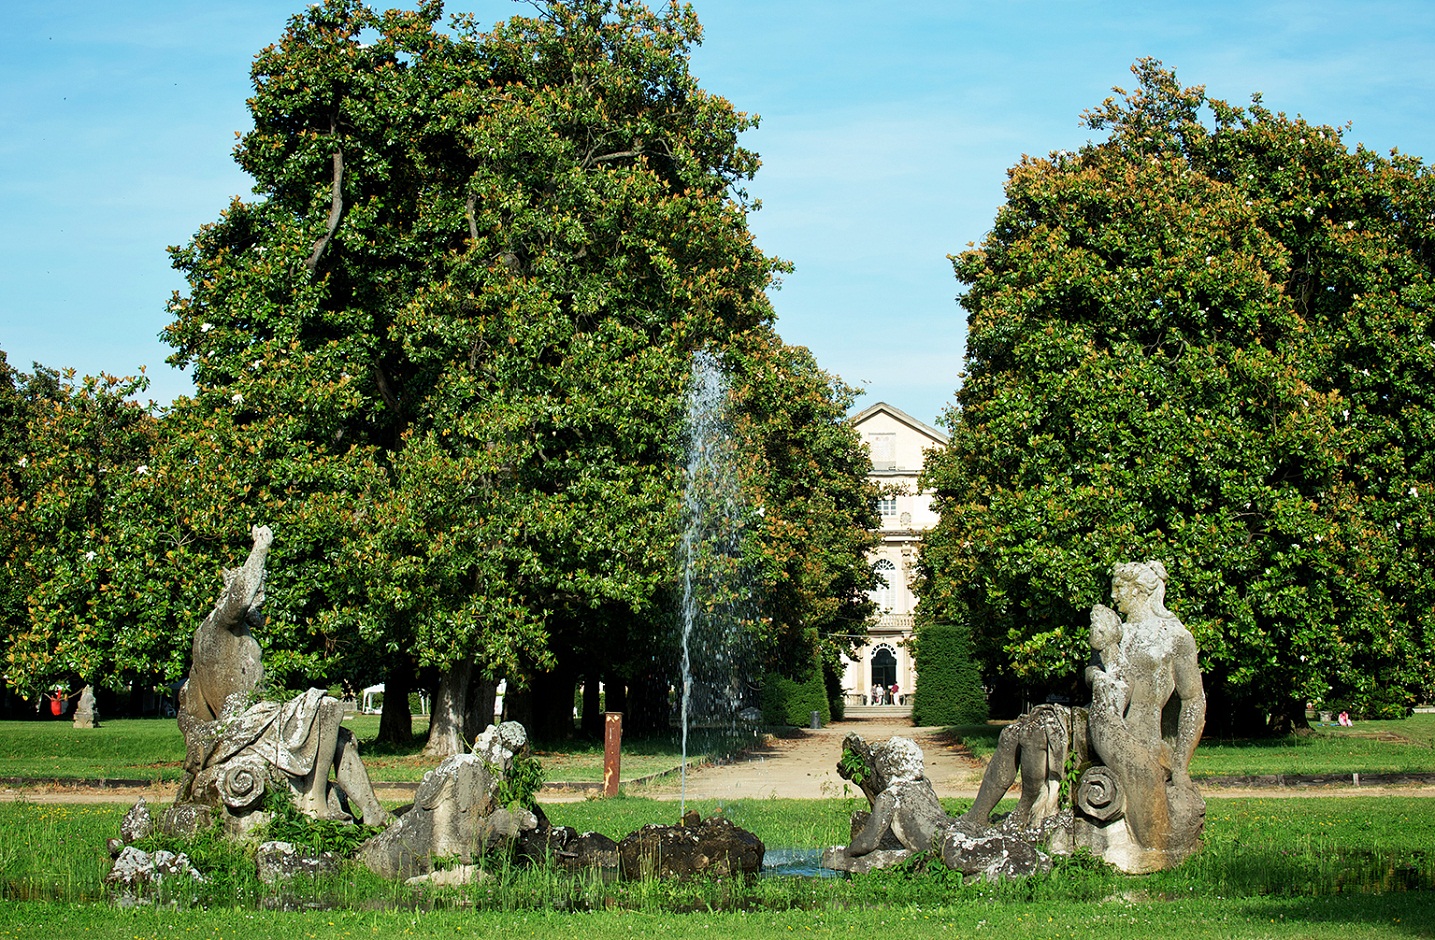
[175,526,388,833]
[1074,560,1206,872]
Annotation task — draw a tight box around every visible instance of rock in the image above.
[105,846,204,887]
[938,820,1052,881]
[358,738,537,881]
[618,815,764,881]
[120,798,154,843]
[255,841,343,885]
[517,823,620,876]
[158,803,214,839]
[406,864,489,887]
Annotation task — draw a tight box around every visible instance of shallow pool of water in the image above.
[761,848,843,878]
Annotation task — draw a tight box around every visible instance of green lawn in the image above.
[943,712,1435,777]
[1,797,1432,938]
[3,711,1432,785]
[0,716,703,786]
[1,895,1430,940]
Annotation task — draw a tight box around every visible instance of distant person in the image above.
[1339,711,1352,727]
[890,682,900,705]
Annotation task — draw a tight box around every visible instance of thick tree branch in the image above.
[306,149,345,273]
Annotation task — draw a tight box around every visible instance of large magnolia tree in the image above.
[919,61,1435,732]
[161,0,873,750]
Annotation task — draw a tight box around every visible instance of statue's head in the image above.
[1090,603,1122,652]
[1110,561,1167,618]
[873,736,925,783]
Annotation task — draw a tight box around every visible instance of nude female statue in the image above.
[1085,561,1205,856]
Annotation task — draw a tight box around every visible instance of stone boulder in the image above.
[358,734,538,880]
[255,841,343,885]
[518,822,621,877]
[937,820,1052,881]
[120,797,155,843]
[158,803,215,839]
[105,846,204,888]
[618,815,764,881]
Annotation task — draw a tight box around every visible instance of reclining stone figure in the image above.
[175,525,387,832]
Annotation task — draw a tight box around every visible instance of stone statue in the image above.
[822,734,950,873]
[960,702,1084,833]
[175,526,387,832]
[1075,560,1206,872]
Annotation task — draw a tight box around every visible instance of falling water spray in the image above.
[678,350,750,816]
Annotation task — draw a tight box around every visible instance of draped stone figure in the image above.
[176,526,387,832]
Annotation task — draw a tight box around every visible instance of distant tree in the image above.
[919,60,1435,733]
[909,623,987,727]
[161,0,787,752]
[0,364,199,701]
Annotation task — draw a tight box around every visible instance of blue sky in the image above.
[3,2,1434,427]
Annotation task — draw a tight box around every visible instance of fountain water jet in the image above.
[678,350,752,815]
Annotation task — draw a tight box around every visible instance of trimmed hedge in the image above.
[761,661,831,727]
[911,622,988,726]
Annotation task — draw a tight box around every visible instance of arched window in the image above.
[871,559,897,612]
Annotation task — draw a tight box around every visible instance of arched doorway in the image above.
[871,644,897,702]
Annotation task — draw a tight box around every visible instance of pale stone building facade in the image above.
[840,402,947,707]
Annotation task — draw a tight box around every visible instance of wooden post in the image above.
[603,711,623,797]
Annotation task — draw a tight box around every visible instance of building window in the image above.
[868,433,896,470]
[877,496,897,517]
[871,559,897,612]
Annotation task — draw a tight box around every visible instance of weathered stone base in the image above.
[1073,816,1200,874]
[819,845,913,874]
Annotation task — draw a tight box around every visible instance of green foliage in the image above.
[259,787,385,856]
[0,360,217,698]
[920,58,1435,729]
[909,623,988,726]
[759,659,830,727]
[489,751,546,811]
[837,745,870,788]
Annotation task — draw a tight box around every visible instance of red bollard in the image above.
[603,711,623,797]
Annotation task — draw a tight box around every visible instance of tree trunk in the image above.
[626,668,671,735]
[580,673,602,739]
[378,657,414,745]
[604,673,627,718]
[466,675,498,735]
[529,666,578,741]
[423,660,473,757]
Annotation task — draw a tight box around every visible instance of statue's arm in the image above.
[847,791,896,856]
[1171,631,1205,780]
[207,525,273,629]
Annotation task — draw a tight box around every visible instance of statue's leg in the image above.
[1013,724,1050,825]
[335,726,390,826]
[961,722,1022,824]
[847,790,897,856]
[297,698,344,818]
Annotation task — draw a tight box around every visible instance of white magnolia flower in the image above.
[200,322,214,333]
[84,550,96,562]
[17,457,27,468]
[1410,487,1419,497]
[135,464,150,476]
[232,393,244,405]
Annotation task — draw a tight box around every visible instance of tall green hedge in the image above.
[761,661,831,727]
[911,622,988,726]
